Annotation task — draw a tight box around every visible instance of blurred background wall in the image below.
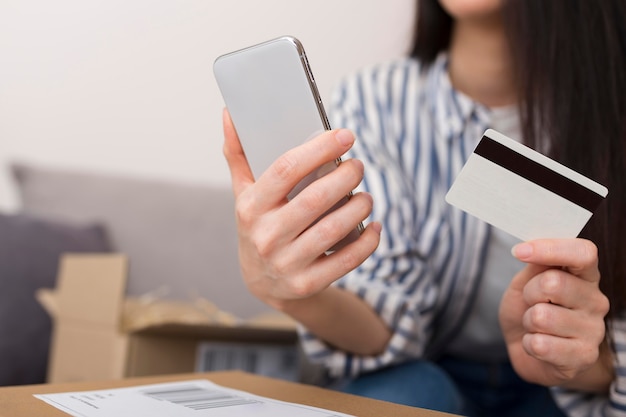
[0,0,415,212]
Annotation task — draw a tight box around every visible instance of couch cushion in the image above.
[12,163,270,319]
[0,213,110,385]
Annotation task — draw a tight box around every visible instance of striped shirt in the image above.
[297,54,626,417]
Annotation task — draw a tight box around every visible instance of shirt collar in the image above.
[426,53,491,141]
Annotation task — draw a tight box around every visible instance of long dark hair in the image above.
[411,0,626,318]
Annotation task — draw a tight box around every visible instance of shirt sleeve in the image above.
[550,317,626,417]
[298,63,442,378]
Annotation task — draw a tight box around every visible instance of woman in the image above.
[221,0,626,415]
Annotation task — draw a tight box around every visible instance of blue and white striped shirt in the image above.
[298,54,626,417]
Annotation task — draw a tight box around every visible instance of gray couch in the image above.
[12,162,269,318]
[1,162,278,385]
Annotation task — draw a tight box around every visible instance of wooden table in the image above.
[0,370,457,416]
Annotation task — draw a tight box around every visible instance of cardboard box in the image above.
[39,254,298,383]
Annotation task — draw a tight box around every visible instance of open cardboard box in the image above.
[38,254,298,383]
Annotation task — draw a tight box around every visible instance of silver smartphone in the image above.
[213,36,363,251]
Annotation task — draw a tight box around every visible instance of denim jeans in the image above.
[334,356,567,417]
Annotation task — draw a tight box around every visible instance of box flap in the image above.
[35,288,57,317]
[121,296,296,332]
[133,322,298,344]
[56,253,128,327]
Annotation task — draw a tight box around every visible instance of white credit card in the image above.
[445,129,608,241]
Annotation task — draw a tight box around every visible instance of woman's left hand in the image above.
[499,238,612,390]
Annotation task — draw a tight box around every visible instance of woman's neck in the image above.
[448,14,517,108]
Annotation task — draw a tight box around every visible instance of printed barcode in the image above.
[195,342,300,381]
[203,348,258,372]
[143,385,258,410]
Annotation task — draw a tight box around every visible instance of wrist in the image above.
[269,290,327,316]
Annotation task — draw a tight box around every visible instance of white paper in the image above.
[34,379,355,417]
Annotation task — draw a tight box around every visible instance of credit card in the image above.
[445,129,608,241]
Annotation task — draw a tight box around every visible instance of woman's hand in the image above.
[499,238,612,391]
[222,109,389,355]
[222,109,381,311]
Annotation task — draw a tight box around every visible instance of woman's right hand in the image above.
[222,109,381,312]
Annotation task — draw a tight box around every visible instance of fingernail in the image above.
[512,242,533,259]
[371,221,382,234]
[335,129,354,146]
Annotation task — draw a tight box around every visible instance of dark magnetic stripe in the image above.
[474,136,604,212]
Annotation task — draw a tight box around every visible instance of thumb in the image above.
[222,108,254,197]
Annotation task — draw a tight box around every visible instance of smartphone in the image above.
[213,36,363,251]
